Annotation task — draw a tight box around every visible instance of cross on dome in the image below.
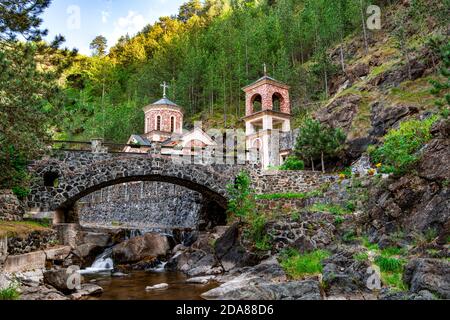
[160,81,170,98]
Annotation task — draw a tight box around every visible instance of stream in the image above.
[78,233,218,300]
[83,271,218,300]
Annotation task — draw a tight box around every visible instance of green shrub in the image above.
[342,231,357,243]
[256,190,322,200]
[280,249,330,279]
[375,256,404,273]
[308,203,350,216]
[361,236,380,251]
[381,272,408,291]
[227,171,255,222]
[280,156,305,171]
[339,167,353,178]
[382,247,406,257]
[12,186,30,200]
[0,285,21,300]
[354,252,369,262]
[368,117,438,175]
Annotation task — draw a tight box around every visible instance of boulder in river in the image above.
[112,233,170,264]
[145,283,169,291]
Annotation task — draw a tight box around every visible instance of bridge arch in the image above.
[27,152,247,224]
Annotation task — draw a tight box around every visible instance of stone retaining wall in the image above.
[0,190,24,221]
[252,170,337,194]
[7,230,58,256]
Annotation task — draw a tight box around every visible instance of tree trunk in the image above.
[360,0,369,54]
[321,152,325,173]
[311,157,315,172]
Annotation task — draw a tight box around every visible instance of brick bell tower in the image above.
[243,66,291,169]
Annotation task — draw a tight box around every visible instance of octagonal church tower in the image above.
[143,92,183,143]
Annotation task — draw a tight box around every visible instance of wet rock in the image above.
[403,258,450,299]
[202,278,322,300]
[214,223,259,271]
[20,284,68,301]
[187,254,223,277]
[81,232,111,248]
[186,276,216,284]
[70,284,103,300]
[112,233,170,264]
[145,283,169,291]
[43,269,79,294]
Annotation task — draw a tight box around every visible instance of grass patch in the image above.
[361,236,380,251]
[0,220,52,238]
[256,190,322,200]
[353,252,369,262]
[307,203,352,216]
[375,256,404,273]
[381,271,408,291]
[0,286,21,300]
[280,249,330,279]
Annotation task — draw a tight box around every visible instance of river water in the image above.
[84,271,218,300]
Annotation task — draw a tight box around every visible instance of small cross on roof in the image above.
[160,81,170,98]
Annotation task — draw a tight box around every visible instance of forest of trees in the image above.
[59,0,447,143]
[60,0,376,142]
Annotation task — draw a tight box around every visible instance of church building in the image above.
[125,74,295,169]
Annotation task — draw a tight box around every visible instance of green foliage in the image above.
[280,156,305,171]
[342,231,357,243]
[90,35,108,57]
[0,285,20,300]
[0,1,75,188]
[368,117,438,175]
[430,41,450,115]
[256,190,322,200]
[353,252,369,262]
[361,236,379,251]
[339,167,353,178]
[381,272,408,291]
[280,249,330,279]
[227,171,255,221]
[308,203,351,216]
[374,256,404,273]
[294,118,346,172]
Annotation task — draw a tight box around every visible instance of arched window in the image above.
[251,94,262,113]
[252,138,262,150]
[272,92,283,112]
[156,115,161,131]
[171,116,175,132]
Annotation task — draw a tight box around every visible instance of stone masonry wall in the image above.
[252,170,337,194]
[0,190,24,221]
[78,181,203,230]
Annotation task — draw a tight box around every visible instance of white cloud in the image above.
[116,11,146,34]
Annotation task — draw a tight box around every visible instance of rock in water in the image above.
[145,283,169,291]
[202,277,322,300]
[43,269,80,294]
[112,233,170,264]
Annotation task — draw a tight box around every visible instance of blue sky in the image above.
[42,0,186,55]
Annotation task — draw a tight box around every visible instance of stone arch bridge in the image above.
[27,150,254,224]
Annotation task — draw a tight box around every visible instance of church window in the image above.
[251,94,262,113]
[156,115,161,131]
[171,116,175,132]
[272,92,282,112]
